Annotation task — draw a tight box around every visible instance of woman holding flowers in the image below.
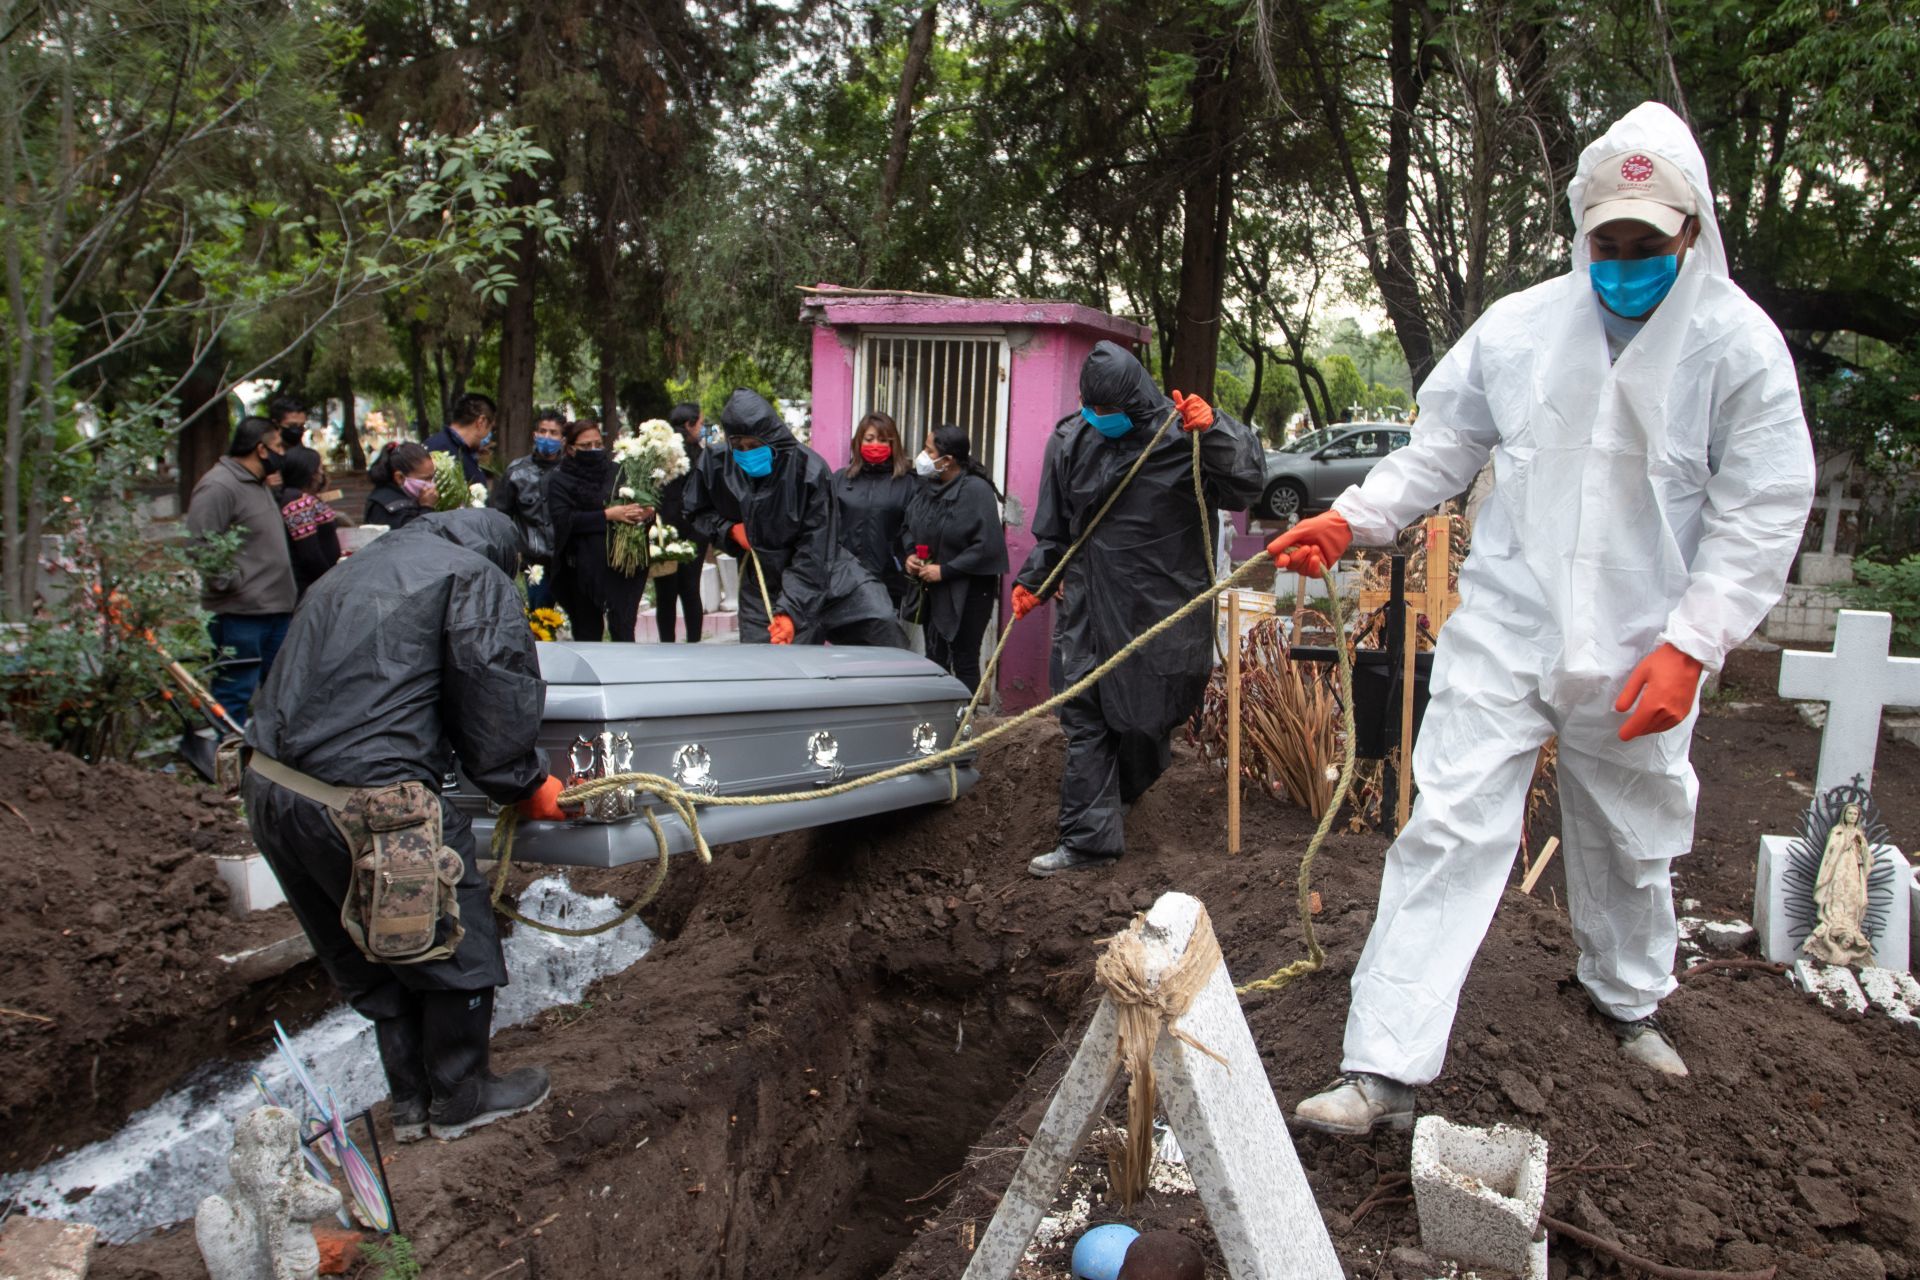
[547,419,651,641]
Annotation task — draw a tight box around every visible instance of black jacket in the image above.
[246,509,547,803]
[657,433,705,542]
[903,472,1008,640]
[833,464,918,603]
[681,389,895,638]
[548,451,645,608]
[490,453,559,564]
[1015,341,1264,736]
[364,485,425,531]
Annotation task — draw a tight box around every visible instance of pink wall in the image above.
[802,289,1153,711]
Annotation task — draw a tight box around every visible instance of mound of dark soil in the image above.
[82,657,1920,1280]
[0,730,308,1168]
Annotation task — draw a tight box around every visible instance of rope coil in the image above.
[1093,904,1228,1208]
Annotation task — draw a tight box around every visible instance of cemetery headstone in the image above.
[1796,481,1860,587]
[960,892,1340,1280]
[1755,781,1909,971]
[1777,610,1920,798]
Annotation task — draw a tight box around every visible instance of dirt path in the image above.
[71,647,1920,1279]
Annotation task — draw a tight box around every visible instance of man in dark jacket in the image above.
[1012,342,1265,876]
[424,392,496,489]
[682,389,905,647]
[490,408,565,607]
[653,402,709,642]
[243,509,573,1142]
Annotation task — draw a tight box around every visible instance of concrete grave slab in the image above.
[0,1215,98,1280]
[1857,966,1920,1027]
[961,892,1340,1280]
[1792,960,1870,1014]
[1410,1116,1548,1280]
[210,853,286,916]
[1754,835,1910,970]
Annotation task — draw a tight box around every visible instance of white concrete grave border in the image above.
[960,891,1340,1280]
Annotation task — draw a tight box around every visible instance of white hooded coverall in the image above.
[1333,103,1815,1085]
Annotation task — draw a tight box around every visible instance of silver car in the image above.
[1260,423,1412,520]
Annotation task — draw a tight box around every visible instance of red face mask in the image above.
[859,442,893,465]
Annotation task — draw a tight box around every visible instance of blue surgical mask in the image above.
[1588,254,1679,318]
[733,445,774,478]
[1081,406,1134,439]
[533,436,562,457]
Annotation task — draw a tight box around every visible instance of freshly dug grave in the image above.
[83,656,1920,1280]
[0,730,317,1170]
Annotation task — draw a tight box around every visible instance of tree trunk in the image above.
[862,0,940,280]
[497,194,538,461]
[407,321,431,438]
[1241,340,1263,428]
[338,374,363,472]
[175,351,232,511]
[1165,47,1237,401]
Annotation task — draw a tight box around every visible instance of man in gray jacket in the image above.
[186,416,298,723]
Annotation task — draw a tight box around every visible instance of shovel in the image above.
[142,628,247,788]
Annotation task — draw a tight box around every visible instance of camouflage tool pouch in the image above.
[333,781,466,964]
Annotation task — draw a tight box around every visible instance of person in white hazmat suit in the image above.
[1269,102,1815,1135]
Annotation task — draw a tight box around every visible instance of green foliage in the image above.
[357,1233,422,1280]
[1317,355,1368,422]
[0,404,224,761]
[1844,555,1920,655]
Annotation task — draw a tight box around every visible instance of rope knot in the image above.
[1091,904,1227,1208]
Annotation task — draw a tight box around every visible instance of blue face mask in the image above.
[1588,254,1679,318]
[733,445,774,478]
[532,436,562,457]
[1081,406,1135,439]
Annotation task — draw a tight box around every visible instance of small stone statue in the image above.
[195,1106,342,1280]
[1803,802,1877,966]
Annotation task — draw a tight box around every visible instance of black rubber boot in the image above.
[422,988,551,1141]
[373,1007,431,1144]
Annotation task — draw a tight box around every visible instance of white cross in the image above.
[1778,610,1920,797]
[1810,481,1861,558]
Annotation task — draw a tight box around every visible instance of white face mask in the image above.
[914,451,939,478]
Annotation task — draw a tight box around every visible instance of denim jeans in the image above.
[208,612,291,725]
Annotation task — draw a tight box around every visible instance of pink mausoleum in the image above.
[802,286,1152,711]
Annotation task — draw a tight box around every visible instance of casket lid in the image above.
[536,642,971,721]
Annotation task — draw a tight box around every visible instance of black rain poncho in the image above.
[682,389,905,646]
[833,464,919,605]
[902,471,1008,641]
[242,509,547,1012]
[1015,342,1264,856]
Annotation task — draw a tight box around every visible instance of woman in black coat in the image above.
[832,412,918,608]
[904,424,1008,693]
[547,419,652,642]
[364,441,434,529]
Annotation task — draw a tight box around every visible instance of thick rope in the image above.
[497,412,1358,971]
[1093,904,1228,1208]
[1235,571,1358,995]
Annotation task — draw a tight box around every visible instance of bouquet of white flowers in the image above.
[644,521,702,579]
[608,418,689,577]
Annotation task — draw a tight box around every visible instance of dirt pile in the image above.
[75,657,1920,1280]
[0,730,309,1167]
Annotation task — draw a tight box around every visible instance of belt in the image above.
[247,752,356,811]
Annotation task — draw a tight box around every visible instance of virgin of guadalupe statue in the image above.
[1802,802,1877,966]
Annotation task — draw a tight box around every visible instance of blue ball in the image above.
[1071,1223,1140,1280]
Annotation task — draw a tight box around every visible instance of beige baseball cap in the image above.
[1579,150,1696,237]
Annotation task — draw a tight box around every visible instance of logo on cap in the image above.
[1620,154,1656,184]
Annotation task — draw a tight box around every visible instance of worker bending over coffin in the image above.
[243,509,575,1143]
[1269,103,1814,1134]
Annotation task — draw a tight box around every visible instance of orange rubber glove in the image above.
[1614,643,1704,741]
[516,775,570,822]
[1170,389,1214,432]
[1266,510,1352,576]
[1011,585,1041,620]
[767,614,795,645]
[729,523,751,552]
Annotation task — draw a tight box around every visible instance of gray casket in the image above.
[445,643,980,868]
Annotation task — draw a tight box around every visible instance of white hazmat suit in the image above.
[1332,103,1814,1085]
